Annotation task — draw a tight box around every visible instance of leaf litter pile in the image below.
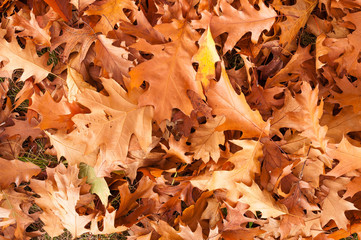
[2,0,361,239]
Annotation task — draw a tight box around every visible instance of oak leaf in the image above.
[90,210,127,235]
[206,63,269,138]
[1,118,44,144]
[70,0,95,11]
[161,135,192,164]
[115,176,158,221]
[335,12,361,79]
[43,0,72,21]
[150,221,206,240]
[328,223,361,240]
[237,181,288,218]
[321,105,361,143]
[30,91,84,130]
[272,0,317,46]
[260,138,291,190]
[329,77,361,112]
[271,82,327,150]
[29,164,94,238]
[79,163,111,206]
[66,66,96,103]
[0,188,38,239]
[178,223,204,240]
[207,0,277,53]
[51,22,97,62]
[0,158,41,189]
[129,19,204,122]
[190,140,263,202]
[246,85,284,118]
[117,10,166,44]
[177,191,214,232]
[94,35,134,84]
[10,10,51,46]
[223,201,256,231]
[265,46,314,88]
[222,227,264,240]
[200,197,222,228]
[327,137,361,177]
[46,129,99,169]
[71,78,153,175]
[320,178,357,230]
[149,220,185,240]
[0,29,52,83]
[188,116,225,163]
[192,28,220,89]
[84,0,137,33]
[303,211,323,238]
[344,176,361,198]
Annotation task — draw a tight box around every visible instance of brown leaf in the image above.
[188,116,225,163]
[0,158,40,189]
[207,0,277,53]
[51,22,97,62]
[84,0,137,33]
[206,63,269,138]
[223,201,255,231]
[43,0,72,21]
[71,78,153,176]
[94,35,133,85]
[115,176,158,222]
[129,20,204,122]
[327,137,361,177]
[237,181,288,218]
[0,29,52,83]
[0,188,38,239]
[272,0,317,46]
[321,105,361,143]
[190,140,263,202]
[320,178,357,230]
[2,118,44,143]
[30,164,94,238]
[271,82,327,150]
[10,10,51,46]
[335,12,361,79]
[30,91,83,130]
[329,77,361,112]
[265,46,314,88]
[345,176,361,198]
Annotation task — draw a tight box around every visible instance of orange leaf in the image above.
[43,0,72,22]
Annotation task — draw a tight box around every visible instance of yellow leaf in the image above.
[192,28,220,89]
[237,181,288,218]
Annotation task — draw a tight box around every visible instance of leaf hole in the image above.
[197,116,207,124]
[273,91,284,100]
[271,135,281,141]
[215,61,222,81]
[192,62,199,72]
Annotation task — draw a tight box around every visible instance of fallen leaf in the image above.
[206,63,269,138]
[0,158,40,189]
[79,162,111,206]
[321,178,357,230]
[129,19,204,122]
[0,29,52,83]
[188,116,225,163]
[237,181,288,218]
[209,0,277,53]
[30,164,94,238]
